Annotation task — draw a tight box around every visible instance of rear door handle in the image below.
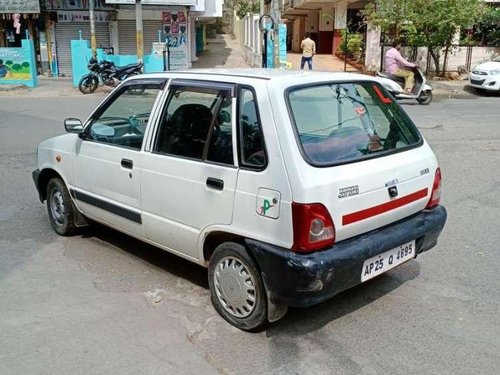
[206,177,224,191]
[121,158,133,169]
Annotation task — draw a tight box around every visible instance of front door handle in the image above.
[206,177,224,191]
[121,158,133,169]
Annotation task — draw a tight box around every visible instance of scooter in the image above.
[375,67,433,105]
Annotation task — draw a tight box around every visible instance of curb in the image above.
[0,84,27,92]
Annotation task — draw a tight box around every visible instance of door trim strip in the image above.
[70,189,142,224]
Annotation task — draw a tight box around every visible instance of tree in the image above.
[11,64,22,72]
[226,0,260,20]
[472,5,500,46]
[364,0,485,76]
[22,62,30,69]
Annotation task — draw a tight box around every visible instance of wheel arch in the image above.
[202,231,246,264]
[38,168,65,202]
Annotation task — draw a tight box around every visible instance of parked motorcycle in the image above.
[375,67,433,105]
[78,58,143,94]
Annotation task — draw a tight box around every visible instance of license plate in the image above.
[361,240,416,282]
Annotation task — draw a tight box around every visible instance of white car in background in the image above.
[469,56,500,91]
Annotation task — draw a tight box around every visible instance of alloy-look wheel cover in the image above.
[214,256,257,318]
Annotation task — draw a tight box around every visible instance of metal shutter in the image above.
[118,20,163,55]
[55,22,110,76]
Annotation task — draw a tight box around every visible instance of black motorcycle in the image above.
[78,58,143,94]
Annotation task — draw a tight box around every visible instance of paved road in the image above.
[0,94,499,375]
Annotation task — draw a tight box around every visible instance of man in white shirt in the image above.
[300,33,316,70]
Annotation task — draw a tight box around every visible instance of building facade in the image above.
[282,0,368,55]
[2,1,223,77]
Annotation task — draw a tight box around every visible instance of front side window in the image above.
[87,84,161,150]
[287,82,422,166]
[155,85,234,165]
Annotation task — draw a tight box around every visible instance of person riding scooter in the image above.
[385,39,416,93]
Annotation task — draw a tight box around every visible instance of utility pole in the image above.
[270,0,281,68]
[136,0,144,61]
[89,0,97,57]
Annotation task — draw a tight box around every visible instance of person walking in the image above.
[385,39,416,93]
[300,33,316,70]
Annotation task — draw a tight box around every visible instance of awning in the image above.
[0,0,40,14]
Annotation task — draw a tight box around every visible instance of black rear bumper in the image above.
[245,206,447,308]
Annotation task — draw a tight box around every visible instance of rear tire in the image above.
[417,90,432,105]
[78,75,98,94]
[46,178,78,236]
[208,242,268,331]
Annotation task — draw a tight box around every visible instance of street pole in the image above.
[136,0,144,62]
[89,0,97,57]
[270,0,281,68]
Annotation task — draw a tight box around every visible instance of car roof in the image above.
[139,69,377,87]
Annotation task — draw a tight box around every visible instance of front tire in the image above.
[78,74,98,94]
[417,89,432,105]
[46,178,78,236]
[208,242,268,331]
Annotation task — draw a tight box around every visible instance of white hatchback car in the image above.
[33,70,447,330]
[469,56,500,91]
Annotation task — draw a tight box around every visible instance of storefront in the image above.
[44,0,115,76]
[0,0,41,73]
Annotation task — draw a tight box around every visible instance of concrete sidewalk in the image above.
[286,53,358,72]
[0,76,112,98]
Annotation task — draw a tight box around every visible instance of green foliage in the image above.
[363,0,485,75]
[11,64,22,72]
[337,30,363,59]
[5,60,13,66]
[228,0,260,20]
[472,6,500,46]
[22,62,30,68]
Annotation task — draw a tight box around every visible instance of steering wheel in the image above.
[128,115,143,135]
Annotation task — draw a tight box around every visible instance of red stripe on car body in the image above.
[342,188,429,226]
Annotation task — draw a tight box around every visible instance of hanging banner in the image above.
[0,0,40,13]
[162,10,188,70]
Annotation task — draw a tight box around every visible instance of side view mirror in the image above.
[64,118,84,134]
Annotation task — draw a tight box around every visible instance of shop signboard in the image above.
[162,10,188,70]
[45,1,113,10]
[0,0,40,13]
[105,0,196,4]
[56,11,112,22]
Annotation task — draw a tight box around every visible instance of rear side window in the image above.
[287,82,421,166]
[239,88,266,168]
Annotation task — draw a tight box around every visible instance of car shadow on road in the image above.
[463,85,500,97]
[82,222,209,289]
[265,260,420,336]
[82,222,419,337]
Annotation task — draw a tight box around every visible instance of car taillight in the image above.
[426,168,442,209]
[292,202,335,253]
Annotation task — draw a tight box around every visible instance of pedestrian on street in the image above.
[385,39,416,93]
[300,33,316,70]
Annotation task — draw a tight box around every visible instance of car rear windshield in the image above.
[287,82,422,166]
